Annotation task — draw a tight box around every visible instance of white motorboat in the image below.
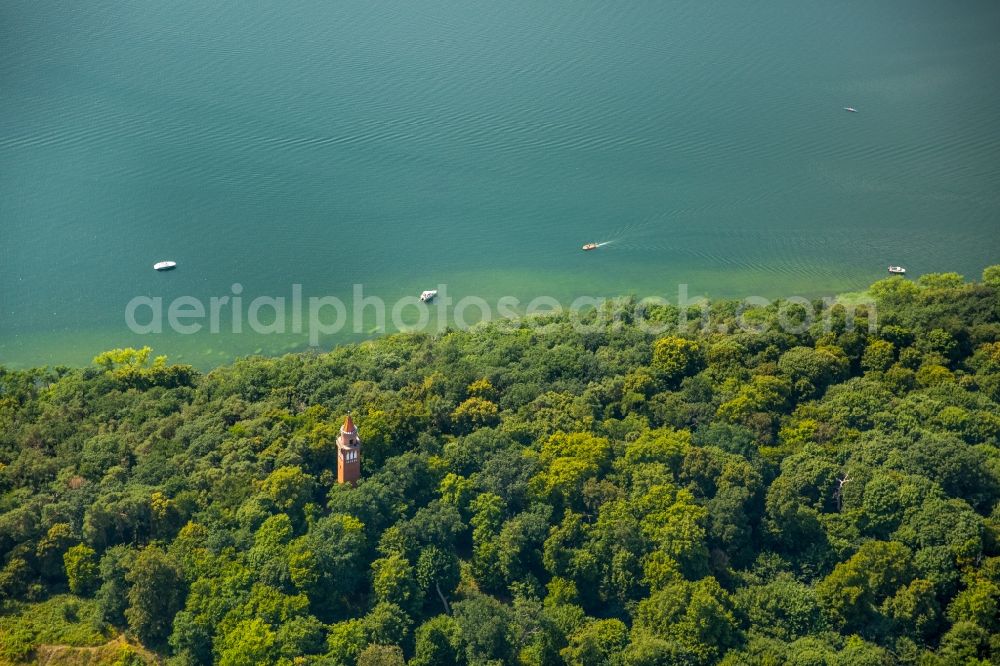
[420,289,438,302]
[887,266,906,274]
[153,261,177,271]
[844,107,858,113]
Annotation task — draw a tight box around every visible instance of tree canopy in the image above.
[1,269,999,664]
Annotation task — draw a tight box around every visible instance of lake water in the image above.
[2,0,999,368]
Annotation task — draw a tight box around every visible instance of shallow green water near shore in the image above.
[2,0,999,368]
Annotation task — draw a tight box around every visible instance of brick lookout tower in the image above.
[337,413,361,486]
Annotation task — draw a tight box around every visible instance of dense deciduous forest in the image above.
[2,269,1000,666]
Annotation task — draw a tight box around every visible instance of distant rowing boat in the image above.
[153,261,177,271]
[843,106,858,113]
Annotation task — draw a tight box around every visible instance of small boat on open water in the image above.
[420,290,438,302]
[582,243,599,251]
[153,261,177,271]
[844,107,858,113]
[888,265,906,274]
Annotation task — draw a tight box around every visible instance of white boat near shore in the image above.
[888,265,906,274]
[153,261,177,271]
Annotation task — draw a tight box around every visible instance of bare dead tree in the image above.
[833,473,851,512]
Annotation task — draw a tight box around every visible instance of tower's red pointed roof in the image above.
[342,413,356,434]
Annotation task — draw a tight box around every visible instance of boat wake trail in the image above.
[591,218,668,251]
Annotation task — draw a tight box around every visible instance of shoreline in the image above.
[3,283,885,372]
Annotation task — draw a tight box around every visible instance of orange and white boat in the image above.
[582,243,599,251]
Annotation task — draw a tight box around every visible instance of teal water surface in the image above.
[2,1,999,368]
